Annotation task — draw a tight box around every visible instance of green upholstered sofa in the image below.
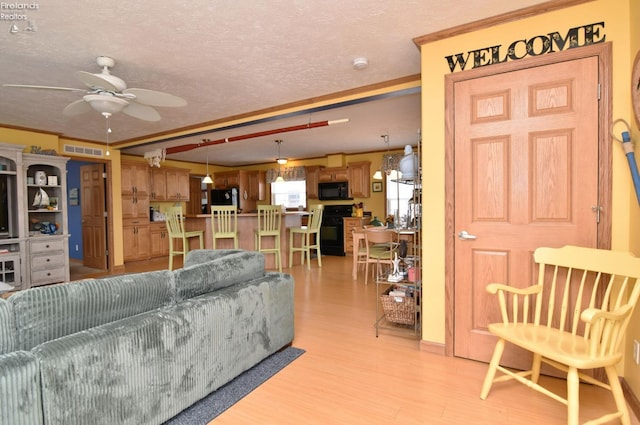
[0,249,294,425]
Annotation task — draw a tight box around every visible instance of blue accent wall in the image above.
[67,160,92,260]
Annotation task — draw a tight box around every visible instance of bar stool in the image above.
[165,207,204,270]
[211,205,238,249]
[254,205,282,272]
[289,204,324,269]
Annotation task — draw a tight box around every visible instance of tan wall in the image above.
[417,0,640,395]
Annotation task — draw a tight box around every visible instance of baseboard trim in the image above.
[419,340,445,355]
[621,377,640,421]
[113,264,126,274]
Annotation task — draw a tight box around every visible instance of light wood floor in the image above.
[72,255,640,425]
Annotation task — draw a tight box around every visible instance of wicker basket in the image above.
[380,288,415,325]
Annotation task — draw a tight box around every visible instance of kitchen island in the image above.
[185,211,307,270]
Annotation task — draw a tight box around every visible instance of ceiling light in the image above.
[373,170,383,180]
[83,94,129,115]
[275,175,285,183]
[352,57,369,70]
[277,158,288,165]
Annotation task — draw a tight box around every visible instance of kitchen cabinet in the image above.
[151,167,190,201]
[348,161,371,198]
[150,222,170,258]
[214,171,240,189]
[343,217,369,256]
[121,161,150,220]
[305,165,324,199]
[123,219,150,262]
[247,170,265,201]
[319,167,348,183]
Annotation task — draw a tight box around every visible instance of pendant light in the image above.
[202,152,213,184]
[275,140,285,182]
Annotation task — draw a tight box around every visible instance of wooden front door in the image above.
[452,55,600,367]
[81,163,107,270]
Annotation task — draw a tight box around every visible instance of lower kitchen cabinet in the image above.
[150,222,170,258]
[123,220,150,262]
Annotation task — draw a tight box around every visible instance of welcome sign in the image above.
[444,22,606,72]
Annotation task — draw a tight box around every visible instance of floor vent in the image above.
[63,144,104,157]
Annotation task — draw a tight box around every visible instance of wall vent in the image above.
[63,145,103,157]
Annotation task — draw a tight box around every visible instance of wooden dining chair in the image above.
[165,207,204,270]
[289,204,324,269]
[363,228,398,285]
[210,205,238,249]
[254,205,282,272]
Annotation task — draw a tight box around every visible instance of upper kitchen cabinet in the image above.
[348,161,370,198]
[121,161,150,220]
[305,166,324,199]
[214,171,241,189]
[319,166,348,183]
[150,167,190,201]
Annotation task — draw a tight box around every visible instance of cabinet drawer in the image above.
[31,251,66,270]
[30,238,65,253]
[30,267,66,285]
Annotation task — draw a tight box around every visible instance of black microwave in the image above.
[318,182,351,200]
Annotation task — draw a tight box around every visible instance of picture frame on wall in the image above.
[372,181,383,192]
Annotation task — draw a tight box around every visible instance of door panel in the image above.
[81,164,107,270]
[453,57,600,368]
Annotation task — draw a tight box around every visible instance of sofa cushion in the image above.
[0,298,15,354]
[0,351,43,425]
[10,270,175,351]
[174,250,265,301]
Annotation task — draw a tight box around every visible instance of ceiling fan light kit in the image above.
[84,94,129,115]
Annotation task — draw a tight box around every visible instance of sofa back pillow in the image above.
[10,270,175,351]
[0,298,15,354]
[174,250,265,301]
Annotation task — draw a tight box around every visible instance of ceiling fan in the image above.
[3,56,187,122]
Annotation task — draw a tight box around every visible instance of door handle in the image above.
[458,230,477,240]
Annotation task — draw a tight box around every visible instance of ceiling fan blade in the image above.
[122,102,161,122]
[3,83,87,92]
[63,99,93,116]
[123,88,187,107]
[75,71,119,92]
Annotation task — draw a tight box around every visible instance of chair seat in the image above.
[488,323,621,369]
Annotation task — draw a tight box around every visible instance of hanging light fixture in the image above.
[374,134,399,179]
[202,152,213,184]
[275,140,285,182]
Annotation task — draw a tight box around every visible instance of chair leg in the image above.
[605,365,630,425]
[316,234,322,268]
[531,352,542,383]
[567,367,579,425]
[168,239,175,271]
[305,234,311,270]
[480,338,505,399]
[275,235,282,272]
[289,231,295,268]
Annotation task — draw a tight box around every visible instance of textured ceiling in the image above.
[0,0,548,165]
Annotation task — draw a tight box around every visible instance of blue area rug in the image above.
[164,347,305,424]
